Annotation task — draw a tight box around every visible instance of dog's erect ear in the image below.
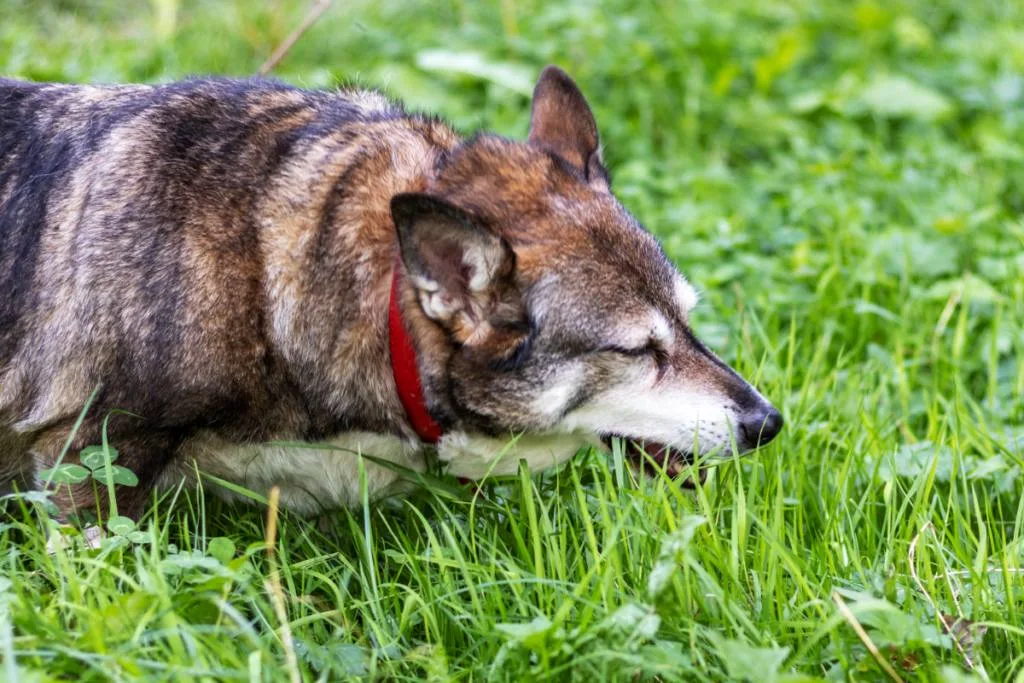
[392,193,520,343]
[528,65,607,189]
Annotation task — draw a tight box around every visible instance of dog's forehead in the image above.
[522,227,694,349]
[590,218,688,309]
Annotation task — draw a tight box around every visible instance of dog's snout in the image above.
[739,405,783,449]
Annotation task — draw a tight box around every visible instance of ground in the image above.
[1,0,1023,680]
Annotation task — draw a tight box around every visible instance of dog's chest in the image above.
[163,431,425,514]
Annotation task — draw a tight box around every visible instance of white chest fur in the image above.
[436,430,597,479]
[161,428,596,514]
[163,431,425,515]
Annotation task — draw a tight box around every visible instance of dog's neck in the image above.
[257,122,462,443]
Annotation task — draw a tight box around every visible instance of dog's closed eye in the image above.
[603,339,666,360]
[603,342,654,357]
[598,338,669,377]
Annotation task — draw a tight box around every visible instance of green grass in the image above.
[2,0,1024,680]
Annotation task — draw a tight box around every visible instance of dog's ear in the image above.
[528,65,608,190]
[392,193,522,346]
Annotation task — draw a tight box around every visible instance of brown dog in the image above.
[0,67,781,518]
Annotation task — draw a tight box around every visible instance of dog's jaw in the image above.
[436,430,599,479]
[599,435,708,487]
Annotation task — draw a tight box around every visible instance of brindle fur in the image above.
[0,68,777,519]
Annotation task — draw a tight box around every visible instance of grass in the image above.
[2,0,1023,680]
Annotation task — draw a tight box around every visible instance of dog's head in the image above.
[393,66,782,480]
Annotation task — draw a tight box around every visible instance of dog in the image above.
[0,66,782,518]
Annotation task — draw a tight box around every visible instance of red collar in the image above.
[389,257,444,443]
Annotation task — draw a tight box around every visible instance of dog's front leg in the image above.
[30,420,180,523]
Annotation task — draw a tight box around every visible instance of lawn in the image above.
[2,0,1023,680]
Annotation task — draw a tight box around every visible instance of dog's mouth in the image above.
[600,435,708,488]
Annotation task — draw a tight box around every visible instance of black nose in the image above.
[739,406,783,449]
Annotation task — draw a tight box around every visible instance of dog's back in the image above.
[1,79,280,366]
[0,77,388,418]
[2,80,291,426]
